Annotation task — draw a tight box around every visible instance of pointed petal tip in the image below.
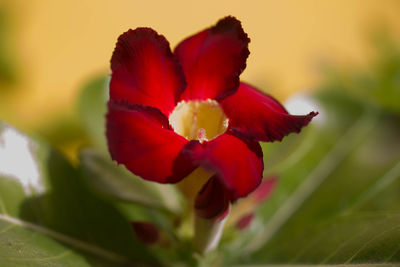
[284,110,319,137]
[221,83,319,142]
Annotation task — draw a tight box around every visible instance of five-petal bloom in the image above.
[106,16,317,218]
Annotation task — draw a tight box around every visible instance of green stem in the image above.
[194,211,229,254]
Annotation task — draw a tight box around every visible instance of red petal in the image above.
[175,16,250,101]
[220,82,318,142]
[186,133,263,201]
[106,101,196,183]
[110,28,186,116]
[195,176,230,219]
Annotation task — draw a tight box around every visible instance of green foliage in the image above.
[80,148,183,214]
[223,36,400,265]
[78,75,109,150]
[0,219,91,267]
[238,92,400,264]
[0,123,158,266]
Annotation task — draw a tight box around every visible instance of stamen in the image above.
[197,128,207,142]
[169,99,229,142]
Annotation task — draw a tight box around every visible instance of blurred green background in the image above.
[0,1,400,266]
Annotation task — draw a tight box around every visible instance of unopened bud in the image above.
[194,176,230,253]
[236,213,254,231]
[131,221,159,245]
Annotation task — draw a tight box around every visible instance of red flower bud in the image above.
[131,221,159,245]
[236,213,254,231]
[252,176,277,204]
[195,176,230,220]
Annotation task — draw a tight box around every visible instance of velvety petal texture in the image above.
[220,82,318,142]
[106,101,196,183]
[186,133,264,201]
[175,16,250,101]
[106,17,317,208]
[110,28,186,116]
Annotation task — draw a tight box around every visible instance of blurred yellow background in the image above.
[1,0,400,132]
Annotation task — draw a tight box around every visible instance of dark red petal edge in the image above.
[220,82,318,142]
[175,16,250,101]
[195,176,230,219]
[106,100,196,184]
[184,133,264,201]
[110,28,186,116]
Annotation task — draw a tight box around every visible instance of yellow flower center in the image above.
[169,99,229,142]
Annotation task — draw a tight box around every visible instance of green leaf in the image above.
[0,123,158,266]
[80,148,183,214]
[0,218,91,267]
[230,90,400,264]
[78,75,109,150]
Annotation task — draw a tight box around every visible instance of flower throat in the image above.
[169,99,229,142]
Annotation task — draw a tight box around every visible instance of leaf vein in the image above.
[0,214,128,264]
[243,114,377,254]
[345,224,400,263]
[3,251,72,262]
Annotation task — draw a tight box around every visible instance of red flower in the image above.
[106,17,317,216]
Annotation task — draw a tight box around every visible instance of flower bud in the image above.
[131,221,160,245]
